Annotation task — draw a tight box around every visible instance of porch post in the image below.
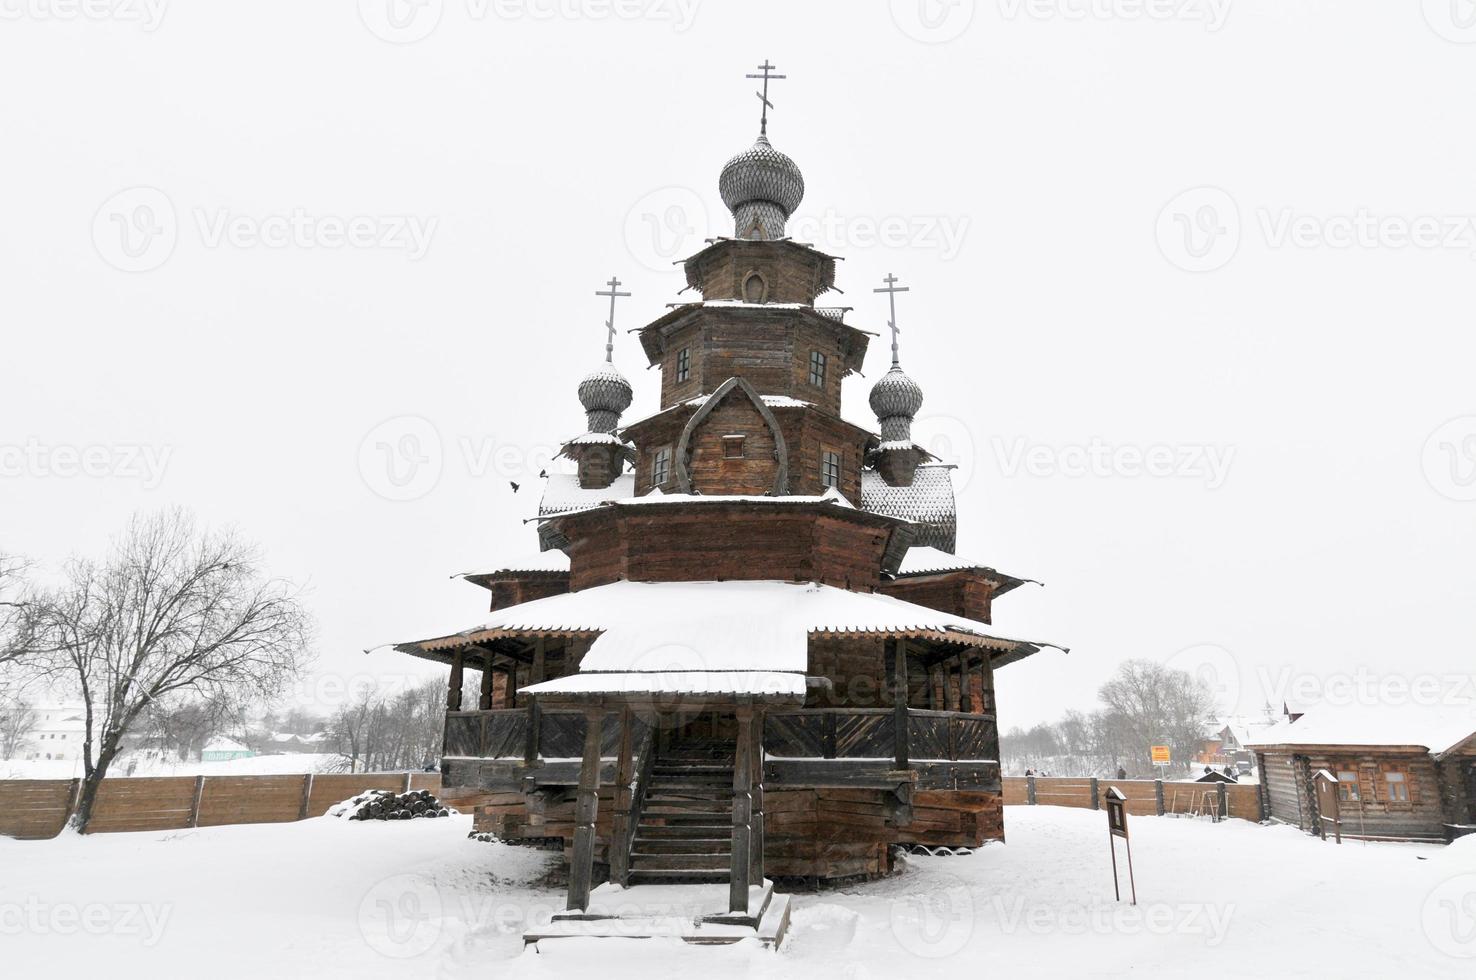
[609,708,635,887]
[567,706,604,912]
[478,656,494,711]
[525,639,545,764]
[730,706,754,914]
[750,708,765,887]
[447,649,464,712]
[891,640,909,770]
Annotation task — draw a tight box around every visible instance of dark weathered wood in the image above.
[447,649,464,712]
[891,640,909,770]
[525,640,546,763]
[750,708,765,886]
[479,663,495,711]
[567,708,604,912]
[609,709,635,886]
[730,709,754,914]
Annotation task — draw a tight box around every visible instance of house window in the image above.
[652,447,671,487]
[809,350,827,387]
[723,435,746,459]
[676,348,690,383]
[1384,771,1410,802]
[1336,771,1360,802]
[821,450,841,489]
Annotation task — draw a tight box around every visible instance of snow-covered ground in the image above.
[3,805,1473,978]
[0,752,347,780]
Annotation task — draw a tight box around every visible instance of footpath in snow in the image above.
[1,804,1472,978]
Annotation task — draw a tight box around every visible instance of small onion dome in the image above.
[869,365,924,421]
[719,134,805,221]
[577,362,633,416]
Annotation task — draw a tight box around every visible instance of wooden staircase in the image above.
[628,738,735,885]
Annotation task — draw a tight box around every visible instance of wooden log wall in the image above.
[1003,775,1264,824]
[0,772,481,840]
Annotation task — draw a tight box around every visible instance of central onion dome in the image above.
[869,366,924,443]
[577,362,633,433]
[719,134,805,241]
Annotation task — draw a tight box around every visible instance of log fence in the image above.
[1005,775,1263,823]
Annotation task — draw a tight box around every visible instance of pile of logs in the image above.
[331,788,454,821]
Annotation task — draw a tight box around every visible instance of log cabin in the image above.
[386,72,1066,926]
[1248,705,1476,842]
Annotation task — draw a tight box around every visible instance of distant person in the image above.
[1116,766,1127,779]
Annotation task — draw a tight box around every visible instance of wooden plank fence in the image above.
[1004,775,1264,823]
[0,772,483,840]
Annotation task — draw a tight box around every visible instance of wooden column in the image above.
[890,640,909,771]
[729,707,754,914]
[609,708,635,887]
[525,639,545,764]
[447,650,464,712]
[505,664,518,709]
[749,708,765,887]
[478,658,495,711]
[567,706,604,912]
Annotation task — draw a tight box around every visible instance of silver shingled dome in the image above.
[719,134,805,221]
[578,362,634,416]
[869,366,925,421]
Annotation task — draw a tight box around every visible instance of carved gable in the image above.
[676,377,788,495]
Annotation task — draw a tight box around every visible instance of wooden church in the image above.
[391,64,1063,940]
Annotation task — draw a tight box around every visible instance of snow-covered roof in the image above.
[862,464,957,552]
[609,486,854,509]
[538,472,636,518]
[204,737,249,753]
[456,550,571,580]
[522,670,806,699]
[621,392,818,431]
[1245,704,1476,755]
[405,580,1062,673]
[897,547,990,577]
[561,432,633,448]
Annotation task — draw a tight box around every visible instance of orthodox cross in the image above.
[594,275,630,363]
[874,273,910,368]
[746,60,786,136]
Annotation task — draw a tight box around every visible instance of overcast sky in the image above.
[3,1,1475,731]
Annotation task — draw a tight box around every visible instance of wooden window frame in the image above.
[809,350,827,388]
[1336,770,1360,802]
[676,347,690,384]
[651,446,672,487]
[1383,770,1411,804]
[722,434,746,459]
[820,449,841,489]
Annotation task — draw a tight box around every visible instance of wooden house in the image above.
[1248,705,1476,842]
[386,76,1065,922]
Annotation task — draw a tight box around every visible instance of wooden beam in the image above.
[891,639,909,771]
[730,708,754,914]
[479,662,494,711]
[567,708,604,912]
[750,708,765,887]
[447,649,464,712]
[505,663,518,709]
[525,639,545,763]
[610,708,635,887]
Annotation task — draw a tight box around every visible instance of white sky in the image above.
[3,1,1475,731]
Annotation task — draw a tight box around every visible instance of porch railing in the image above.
[763,707,998,763]
[443,707,623,762]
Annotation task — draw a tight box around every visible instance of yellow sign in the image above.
[1150,745,1171,765]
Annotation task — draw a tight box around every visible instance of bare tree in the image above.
[0,694,38,759]
[1098,659,1214,774]
[0,552,39,668]
[32,510,313,831]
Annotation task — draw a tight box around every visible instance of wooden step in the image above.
[634,822,733,837]
[632,836,732,853]
[630,853,731,871]
[626,869,730,885]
